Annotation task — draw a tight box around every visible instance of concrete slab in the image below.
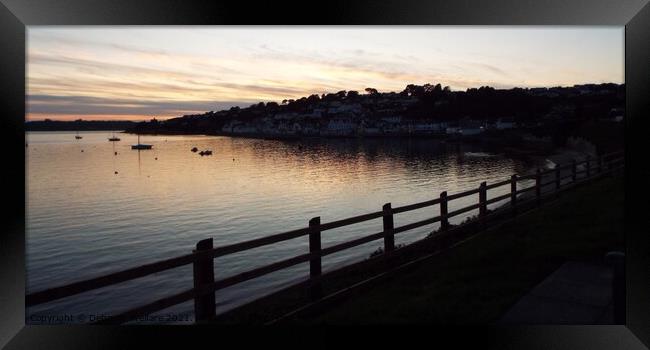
[529,279,612,307]
[500,294,607,324]
[544,261,613,286]
[497,261,614,324]
[529,262,613,307]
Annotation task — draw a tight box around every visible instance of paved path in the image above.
[498,261,614,324]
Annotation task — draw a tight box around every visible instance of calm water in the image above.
[26,131,541,323]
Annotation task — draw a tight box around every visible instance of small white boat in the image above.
[108,131,121,142]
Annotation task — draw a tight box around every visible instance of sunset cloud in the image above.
[27,27,623,121]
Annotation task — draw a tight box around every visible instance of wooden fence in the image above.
[26,151,625,324]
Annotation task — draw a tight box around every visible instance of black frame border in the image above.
[1,0,649,348]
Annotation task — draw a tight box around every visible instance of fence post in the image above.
[535,169,542,206]
[309,216,322,300]
[555,165,561,192]
[382,203,395,254]
[572,160,577,182]
[193,238,216,322]
[479,182,487,222]
[510,175,517,216]
[476,182,487,231]
[440,191,449,231]
[586,155,591,178]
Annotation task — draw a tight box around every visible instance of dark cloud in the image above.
[27,94,251,116]
[249,46,419,82]
[29,52,236,80]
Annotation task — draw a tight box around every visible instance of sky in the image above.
[27,26,624,121]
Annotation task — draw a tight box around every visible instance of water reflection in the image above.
[26,131,542,322]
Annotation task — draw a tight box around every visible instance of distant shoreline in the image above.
[26,130,128,132]
[25,120,137,132]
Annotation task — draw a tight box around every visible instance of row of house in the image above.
[527,84,621,98]
[221,116,518,137]
[217,92,527,136]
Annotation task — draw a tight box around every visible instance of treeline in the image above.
[401,84,624,121]
[130,83,624,135]
[39,83,622,135]
[25,119,137,131]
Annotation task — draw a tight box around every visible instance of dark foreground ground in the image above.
[216,174,624,324]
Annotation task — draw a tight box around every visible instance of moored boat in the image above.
[108,131,121,141]
[131,134,152,150]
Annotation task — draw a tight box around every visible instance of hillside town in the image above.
[128,83,624,143]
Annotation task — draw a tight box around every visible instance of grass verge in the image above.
[215,174,623,324]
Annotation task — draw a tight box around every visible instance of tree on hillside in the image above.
[347,90,360,98]
[423,83,442,94]
[402,84,425,97]
[306,94,321,104]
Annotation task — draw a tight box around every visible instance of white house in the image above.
[302,109,325,119]
[459,120,485,135]
[459,127,483,136]
[329,103,362,114]
[380,116,402,124]
[412,122,445,134]
[326,118,356,135]
[496,118,515,130]
[301,124,320,135]
[446,126,460,135]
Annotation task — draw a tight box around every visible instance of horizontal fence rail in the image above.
[26,150,624,324]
